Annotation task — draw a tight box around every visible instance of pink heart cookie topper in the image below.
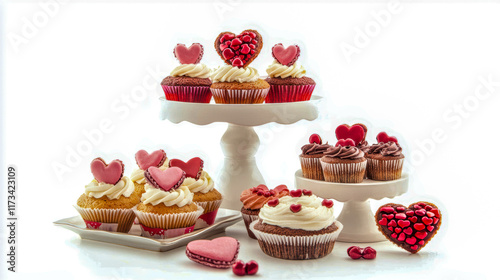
[336,138,356,147]
[135,149,167,170]
[335,124,366,146]
[90,158,124,185]
[272,43,301,66]
[169,157,204,180]
[173,43,204,64]
[377,132,398,144]
[186,237,240,268]
[144,166,186,192]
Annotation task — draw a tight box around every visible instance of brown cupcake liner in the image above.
[210,88,269,104]
[366,158,404,181]
[74,205,136,233]
[241,212,260,239]
[299,156,324,181]
[194,199,222,229]
[320,160,367,183]
[250,220,343,260]
[133,205,203,230]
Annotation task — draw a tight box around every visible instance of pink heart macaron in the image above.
[173,43,204,64]
[135,149,167,170]
[272,43,301,66]
[186,237,240,269]
[90,158,124,185]
[169,157,204,180]
[144,166,186,192]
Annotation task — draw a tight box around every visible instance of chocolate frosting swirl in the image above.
[323,146,365,160]
[368,141,403,156]
[357,140,370,154]
[301,143,331,156]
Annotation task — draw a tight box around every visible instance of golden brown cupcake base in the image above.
[136,202,198,214]
[76,183,143,209]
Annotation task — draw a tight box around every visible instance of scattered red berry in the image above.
[232,259,246,276]
[347,246,363,259]
[245,260,259,275]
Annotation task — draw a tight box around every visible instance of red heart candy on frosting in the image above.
[90,158,124,185]
[173,43,204,64]
[169,157,204,180]
[135,149,167,170]
[290,204,302,213]
[335,124,366,146]
[309,133,322,145]
[272,43,301,66]
[144,166,186,192]
[215,29,263,68]
[336,138,356,147]
[186,237,240,269]
[375,202,442,254]
[376,132,398,144]
[290,189,302,197]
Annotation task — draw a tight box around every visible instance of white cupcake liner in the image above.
[366,158,404,181]
[194,199,223,229]
[299,156,324,181]
[133,205,203,231]
[242,212,260,239]
[74,205,136,233]
[320,160,367,183]
[249,220,343,260]
[211,88,269,104]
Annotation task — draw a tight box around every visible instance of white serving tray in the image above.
[54,208,241,252]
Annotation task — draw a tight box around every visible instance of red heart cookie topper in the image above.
[135,149,167,170]
[336,138,356,147]
[90,158,124,185]
[144,166,186,192]
[215,29,263,68]
[186,237,240,268]
[272,43,301,66]
[375,202,442,253]
[173,43,204,64]
[169,157,204,180]
[309,133,322,145]
[377,132,398,144]
[335,124,366,146]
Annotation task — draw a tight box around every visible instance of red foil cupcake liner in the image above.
[265,84,315,103]
[162,85,212,103]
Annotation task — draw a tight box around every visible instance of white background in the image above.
[2,1,500,279]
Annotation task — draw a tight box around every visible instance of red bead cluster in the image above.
[232,260,258,276]
[347,246,376,260]
[219,31,258,67]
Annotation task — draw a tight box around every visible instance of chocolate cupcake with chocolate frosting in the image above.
[299,134,332,181]
[320,140,367,183]
[366,138,404,181]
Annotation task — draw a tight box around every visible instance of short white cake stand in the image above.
[160,97,320,210]
[295,170,409,242]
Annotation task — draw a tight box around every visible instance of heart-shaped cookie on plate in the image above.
[375,202,442,253]
[215,29,263,68]
[186,237,240,268]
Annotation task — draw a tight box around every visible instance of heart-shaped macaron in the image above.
[169,157,204,180]
[215,29,263,68]
[335,124,366,146]
[173,43,204,64]
[186,237,240,269]
[144,166,186,192]
[135,149,167,170]
[336,138,356,147]
[309,133,322,145]
[90,158,124,185]
[375,202,442,253]
[377,132,398,144]
[272,43,301,66]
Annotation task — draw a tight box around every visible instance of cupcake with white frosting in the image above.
[133,166,203,239]
[161,43,212,103]
[75,158,140,233]
[182,171,222,228]
[250,189,342,260]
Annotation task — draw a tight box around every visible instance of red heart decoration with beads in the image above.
[173,43,204,64]
[336,138,355,147]
[145,166,186,192]
[335,124,365,146]
[375,202,442,253]
[135,149,167,170]
[169,157,204,180]
[377,132,398,144]
[90,158,124,185]
[272,43,300,66]
[215,29,263,68]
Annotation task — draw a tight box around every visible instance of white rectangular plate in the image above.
[54,208,241,252]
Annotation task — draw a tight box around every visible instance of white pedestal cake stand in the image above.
[295,170,409,242]
[160,97,320,210]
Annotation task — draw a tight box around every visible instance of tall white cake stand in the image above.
[295,170,409,242]
[160,97,320,210]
